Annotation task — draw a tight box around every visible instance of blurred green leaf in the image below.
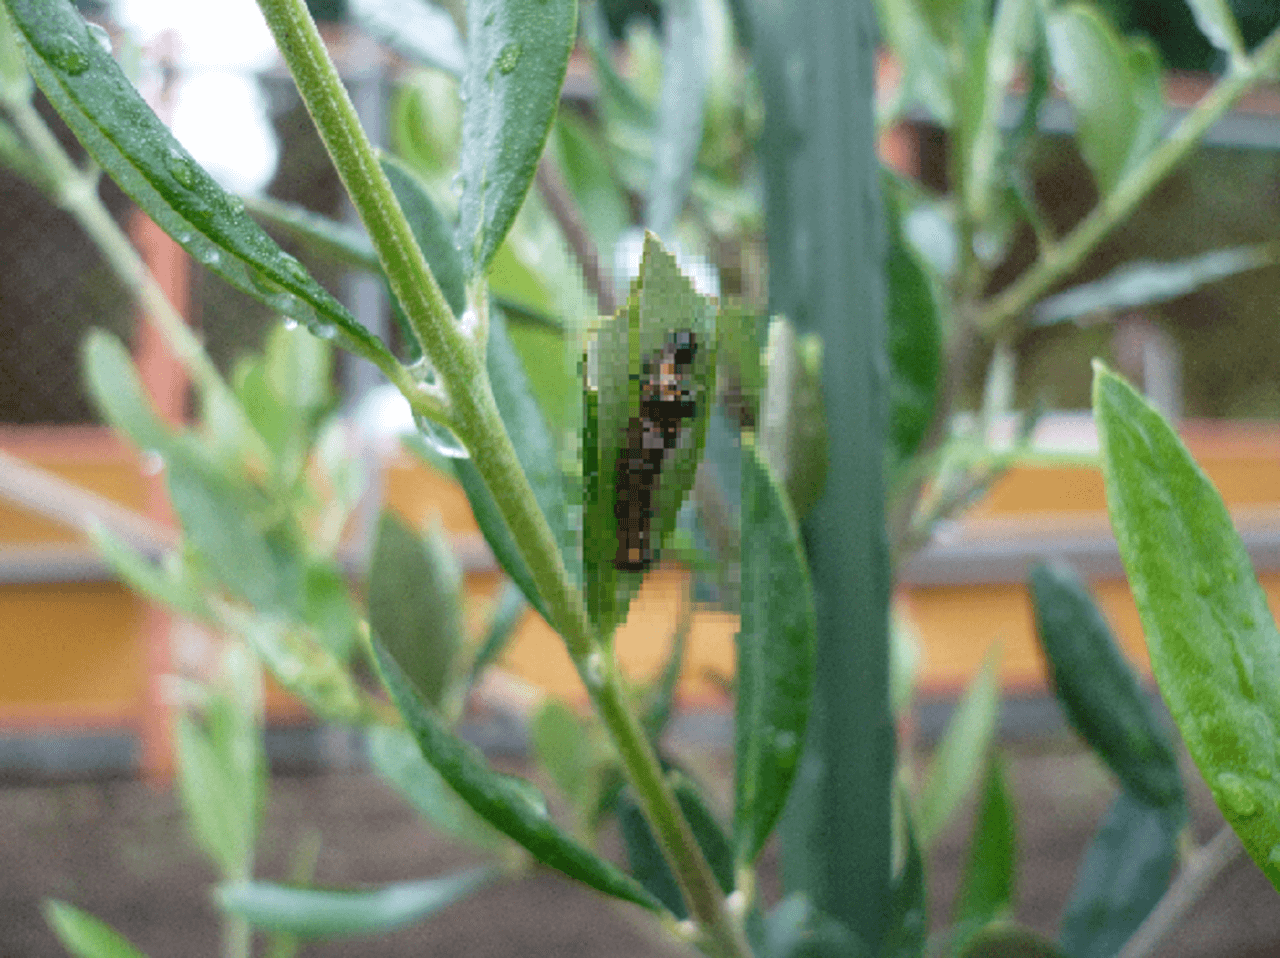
[1046,6,1165,194]
[1094,363,1280,892]
[0,116,50,191]
[1059,792,1178,958]
[372,638,661,910]
[734,440,816,865]
[454,308,567,626]
[3,0,394,365]
[216,869,494,938]
[957,924,1067,958]
[618,776,734,919]
[645,0,708,239]
[530,699,593,808]
[1032,244,1280,327]
[762,894,870,958]
[953,757,1016,938]
[554,113,630,259]
[369,512,463,708]
[881,808,926,958]
[916,645,1000,845]
[88,524,209,621]
[381,153,466,318]
[366,726,505,850]
[885,183,941,473]
[42,901,149,958]
[243,195,379,272]
[0,1,29,88]
[466,581,526,694]
[1029,561,1184,812]
[1183,0,1246,60]
[82,330,178,457]
[872,0,952,124]
[455,0,576,276]
[300,561,359,659]
[759,317,829,519]
[175,704,256,878]
[349,0,464,77]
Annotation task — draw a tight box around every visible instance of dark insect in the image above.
[613,331,698,572]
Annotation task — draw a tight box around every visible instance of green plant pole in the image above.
[751,0,894,946]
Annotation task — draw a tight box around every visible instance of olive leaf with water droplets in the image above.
[455,0,577,278]
[1094,361,1280,895]
[734,438,816,865]
[2,0,396,371]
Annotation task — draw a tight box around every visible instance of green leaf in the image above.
[453,307,567,625]
[372,638,662,911]
[1046,6,1162,195]
[871,0,953,125]
[583,234,717,635]
[0,1,29,90]
[349,0,464,77]
[1032,244,1280,327]
[366,725,505,850]
[953,756,1016,933]
[916,645,1000,845]
[1182,0,1246,61]
[81,330,177,457]
[466,580,526,694]
[553,113,630,258]
[42,901,150,958]
[2,0,394,366]
[230,611,366,722]
[244,195,380,273]
[644,0,708,239]
[734,440,816,865]
[762,895,870,958]
[881,809,926,958]
[1059,792,1178,958]
[1029,561,1184,812]
[1094,362,1280,892]
[885,182,941,471]
[175,707,254,877]
[530,699,593,808]
[759,317,829,519]
[87,524,209,621]
[618,777,735,920]
[455,0,577,277]
[216,869,493,938]
[957,924,1068,958]
[369,512,463,709]
[381,153,466,318]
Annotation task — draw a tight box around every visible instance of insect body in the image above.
[613,331,698,572]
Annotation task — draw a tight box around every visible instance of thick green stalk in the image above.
[978,27,1280,337]
[754,0,894,946]
[253,2,748,951]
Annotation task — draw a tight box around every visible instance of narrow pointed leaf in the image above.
[88,524,209,621]
[216,869,494,938]
[2,0,394,366]
[1094,362,1280,892]
[734,440,816,865]
[81,330,177,457]
[954,756,1016,932]
[1059,792,1178,958]
[466,581,526,694]
[1183,0,1246,60]
[369,513,463,708]
[916,645,1000,845]
[453,308,566,625]
[366,725,505,850]
[1030,561,1184,812]
[349,0,465,77]
[1032,244,1279,327]
[175,712,252,877]
[455,0,577,276]
[372,638,661,910]
[42,901,149,958]
[881,810,927,958]
[530,699,592,808]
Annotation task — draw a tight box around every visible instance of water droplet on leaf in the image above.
[413,413,469,459]
[495,42,521,75]
[42,33,91,75]
[1216,772,1260,818]
[282,318,299,331]
[166,149,198,190]
[140,450,165,476]
[86,23,112,55]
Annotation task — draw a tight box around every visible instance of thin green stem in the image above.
[253,2,749,951]
[1,89,268,464]
[977,28,1280,337]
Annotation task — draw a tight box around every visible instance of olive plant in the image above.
[3,0,1280,956]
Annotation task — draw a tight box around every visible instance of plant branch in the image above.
[536,158,617,315]
[253,4,748,950]
[1116,825,1243,958]
[977,28,1280,337]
